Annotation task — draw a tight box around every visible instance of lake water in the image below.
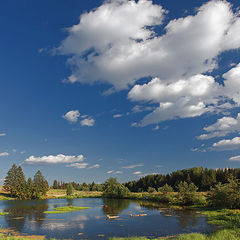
[0,198,216,239]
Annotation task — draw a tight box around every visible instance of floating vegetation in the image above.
[0,212,8,216]
[44,206,91,214]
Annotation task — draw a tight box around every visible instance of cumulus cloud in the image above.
[24,154,85,165]
[229,155,240,161]
[212,137,240,151]
[62,110,80,123]
[198,113,240,140]
[80,117,95,126]
[0,152,9,157]
[66,162,88,169]
[57,0,240,126]
[58,0,240,90]
[107,170,114,174]
[0,133,6,137]
[122,164,143,169]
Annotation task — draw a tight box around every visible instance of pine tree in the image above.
[33,170,49,199]
[26,177,34,199]
[53,180,58,189]
[4,164,18,196]
[15,165,27,200]
[66,183,74,196]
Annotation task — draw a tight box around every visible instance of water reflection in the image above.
[102,198,131,215]
[0,198,215,239]
[3,200,48,231]
[137,200,200,230]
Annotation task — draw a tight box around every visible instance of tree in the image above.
[147,187,156,193]
[207,177,240,209]
[26,177,34,199]
[4,164,18,196]
[66,183,74,196]
[15,166,27,200]
[33,170,49,199]
[177,181,198,205]
[103,177,130,198]
[53,180,58,189]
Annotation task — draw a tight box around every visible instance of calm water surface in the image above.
[0,198,216,239]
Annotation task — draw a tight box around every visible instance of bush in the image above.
[147,187,156,193]
[103,177,130,198]
[207,177,240,208]
[177,181,198,205]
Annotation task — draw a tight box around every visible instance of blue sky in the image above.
[1,0,240,184]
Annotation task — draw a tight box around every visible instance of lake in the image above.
[0,198,216,239]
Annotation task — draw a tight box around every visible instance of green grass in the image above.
[43,206,91,214]
[0,212,8,216]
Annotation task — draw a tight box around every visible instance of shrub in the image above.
[103,177,130,198]
[177,181,198,205]
[66,183,74,196]
[147,187,156,193]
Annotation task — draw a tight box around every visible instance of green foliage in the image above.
[66,183,74,196]
[32,170,49,199]
[3,164,27,199]
[53,180,58,189]
[147,187,156,193]
[207,177,240,208]
[158,184,173,193]
[26,177,34,199]
[103,177,130,198]
[177,181,198,205]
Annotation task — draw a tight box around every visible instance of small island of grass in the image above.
[0,212,8,216]
[44,206,91,214]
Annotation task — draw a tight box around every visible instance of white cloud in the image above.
[132,105,154,113]
[122,164,143,169]
[153,125,159,130]
[0,152,9,157]
[0,133,6,137]
[198,113,240,140]
[133,171,142,175]
[113,114,123,118]
[89,164,100,169]
[229,155,240,161]
[57,0,240,126]
[63,110,80,123]
[24,154,85,165]
[66,162,88,169]
[115,171,123,174]
[212,137,240,151]
[58,0,240,91]
[80,117,95,127]
[107,170,114,174]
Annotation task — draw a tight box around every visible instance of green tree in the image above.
[103,177,130,198]
[53,180,58,189]
[33,170,49,199]
[177,181,198,205]
[207,177,240,208]
[15,165,27,200]
[26,177,34,199]
[147,187,156,193]
[3,164,18,196]
[66,183,74,196]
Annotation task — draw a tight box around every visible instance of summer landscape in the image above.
[1,0,240,239]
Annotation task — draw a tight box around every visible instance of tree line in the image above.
[3,164,49,200]
[52,179,104,192]
[124,166,240,192]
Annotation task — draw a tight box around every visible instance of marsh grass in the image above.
[43,206,91,214]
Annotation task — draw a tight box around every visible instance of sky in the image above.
[1,0,240,184]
